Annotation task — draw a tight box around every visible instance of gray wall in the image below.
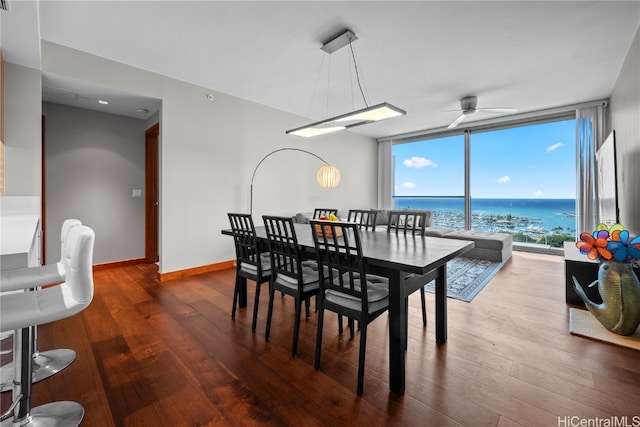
[42,102,148,264]
[3,62,41,196]
[610,25,640,235]
[40,41,378,274]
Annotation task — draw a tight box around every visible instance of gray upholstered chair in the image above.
[313,208,338,219]
[311,220,389,396]
[347,209,378,231]
[387,210,427,235]
[388,210,429,326]
[227,213,271,331]
[263,215,320,357]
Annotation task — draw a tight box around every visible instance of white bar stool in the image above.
[0,220,82,392]
[0,225,95,427]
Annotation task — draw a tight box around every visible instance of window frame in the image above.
[381,102,604,254]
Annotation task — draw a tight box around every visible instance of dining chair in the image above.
[313,208,338,219]
[227,213,271,331]
[342,209,378,334]
[263,215,320,357]
[311,220,389,396]
[387,209,428,235]
[347,209,378,231]
[387,210,429,326]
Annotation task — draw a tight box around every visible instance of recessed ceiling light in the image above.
[136,108,150,114]
[98,99,109,105]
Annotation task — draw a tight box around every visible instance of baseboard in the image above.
[158,260,235,282]
[93,257,146,271]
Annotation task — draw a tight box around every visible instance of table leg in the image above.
[387,270,406,394]
[435,263,447,344]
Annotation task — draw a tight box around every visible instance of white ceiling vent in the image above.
[43,86,80,101]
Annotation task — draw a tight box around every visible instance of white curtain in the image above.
[377,140,393,209]
[576,103,609,234]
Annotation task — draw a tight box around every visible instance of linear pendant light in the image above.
[286,30,406,138]
[286,102,406,137]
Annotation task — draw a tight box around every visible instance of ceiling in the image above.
[2,1,639,139]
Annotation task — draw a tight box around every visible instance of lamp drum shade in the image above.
[317,165,341,188]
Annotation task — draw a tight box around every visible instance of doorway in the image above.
[145,123,159,263]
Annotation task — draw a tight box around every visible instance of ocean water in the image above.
[393,197,576,237]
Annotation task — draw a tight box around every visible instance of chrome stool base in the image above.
[0,350,76,393]
[1,401,84,427]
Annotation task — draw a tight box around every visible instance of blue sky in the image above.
[393,119,576,199]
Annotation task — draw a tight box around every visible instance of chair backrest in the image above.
[262,216,304,287]
[0,219,83,293]
[387,210,427,235]
[227,213,263,272]
[313,208,338,219]
[60,219,82,266]
[347,209,377,231]
[0,225,95,332]
[64,225,95,305]
[310,220,369,308]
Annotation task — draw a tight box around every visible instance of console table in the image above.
[564,241,640,306]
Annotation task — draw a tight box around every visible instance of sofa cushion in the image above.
[294,212,313,224]
[423,227,454,237]
[443,230,512,250]
[465,247,511,263]
[372,209,389,226]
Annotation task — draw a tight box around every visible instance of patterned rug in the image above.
[424,257,504,302]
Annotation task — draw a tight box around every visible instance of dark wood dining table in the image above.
[222,223,474,394]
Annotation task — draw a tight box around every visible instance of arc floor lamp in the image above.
[249,148,340,215]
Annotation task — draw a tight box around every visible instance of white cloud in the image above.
[403,156,437,168]
[546,142,565,153]
[497,176,511,183]
[401,182,417,188]
[533,190,545,196]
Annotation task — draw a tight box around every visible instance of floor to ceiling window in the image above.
[393,134,466,230]
[392,117,577,249]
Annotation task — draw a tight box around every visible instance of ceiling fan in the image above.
[447,96,517,129]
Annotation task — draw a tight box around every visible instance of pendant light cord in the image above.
[349,39,368,108]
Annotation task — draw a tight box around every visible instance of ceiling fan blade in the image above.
[476,107,518,114]
[447,113,467,129]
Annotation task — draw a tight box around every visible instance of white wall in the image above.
[4,62,41,196]
[610,25,640,235]
[42,102,147,264]
[41,42,378,274]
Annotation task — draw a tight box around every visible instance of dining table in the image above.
[222,223,474,394]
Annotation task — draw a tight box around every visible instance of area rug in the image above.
[569,308,640,351]
[423,257,504,302]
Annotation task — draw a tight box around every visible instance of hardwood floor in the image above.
[2,251,639,426]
